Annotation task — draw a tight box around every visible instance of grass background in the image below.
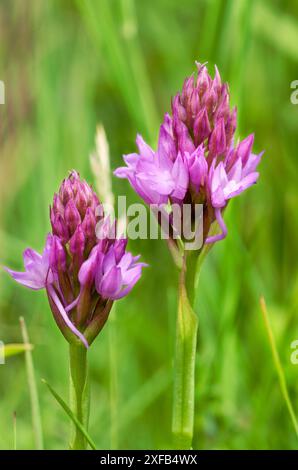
[0,0,298,449]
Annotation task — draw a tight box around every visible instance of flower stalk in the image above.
[69,343,90,450]
[172,252,199,449]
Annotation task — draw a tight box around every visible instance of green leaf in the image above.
[3,343,33,358]
[42,379,96,450]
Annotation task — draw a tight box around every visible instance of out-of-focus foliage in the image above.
[0,0,297,449]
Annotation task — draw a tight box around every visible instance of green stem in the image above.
[69,343,90,450]
[172,253,199,449]
[184,251,200,307]
[19,317,44,450]
[108,310,119,449]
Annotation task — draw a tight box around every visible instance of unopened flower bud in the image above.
[69,225,85,270]
[208,118,226,158]
[64,200,81,236]
[50,236,67,273]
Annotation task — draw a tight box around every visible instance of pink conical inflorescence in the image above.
[50,171,100,248]
[115,63,263,244]
[5,171,146,347]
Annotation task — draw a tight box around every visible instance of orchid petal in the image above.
[206,208,227,244]
[47,285,88,348]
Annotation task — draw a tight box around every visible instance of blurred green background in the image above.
[0,0,298,450]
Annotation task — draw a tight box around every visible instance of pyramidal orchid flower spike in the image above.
[115,63,263,450]
[115,62,263,246]
[5,170,145,349]
[4,170,146,450]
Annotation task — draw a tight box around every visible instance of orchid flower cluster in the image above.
[5,171,145,348]
[115,62,263,245]
[3,61,264,451]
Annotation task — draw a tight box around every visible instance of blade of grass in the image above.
[260,297,298,439]
[216,0,235,75]
[75,0,144,135]
[4,343,33,358]
[97,367,171,438]
[13,412,17,450]
[114,367,170,433]
[229,0,255,128]
[199,0,222,60]
[76,0,158,142]
[253,2,298,62]
[19,316,44,450]
[120,0,159,143]
[42,379,96,450]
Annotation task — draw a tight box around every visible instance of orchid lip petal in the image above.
[3,234,54,290]
[99,266,122,300]
[65,295,80,313]
[206,208,227,244]
[3,266,46,290]
[47,285,89,348]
